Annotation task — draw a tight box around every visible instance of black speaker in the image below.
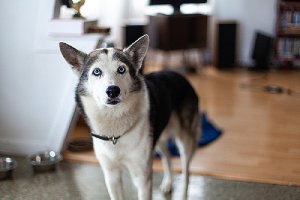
[215,22,237,69]
[251,31,273,70]
[123,24,145,47]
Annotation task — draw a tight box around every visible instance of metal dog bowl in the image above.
[29,151,62,172]
[0,157,17,180]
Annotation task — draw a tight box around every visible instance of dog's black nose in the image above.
[106,86,120,98]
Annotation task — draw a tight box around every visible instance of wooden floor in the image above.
[63,66,300,186]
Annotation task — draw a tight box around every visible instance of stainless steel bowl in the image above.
[28,151,62,172]
[0,157,17,180]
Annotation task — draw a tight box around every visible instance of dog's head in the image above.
[59,35,149,108]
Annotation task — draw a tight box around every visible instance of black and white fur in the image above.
[59,35,200,200]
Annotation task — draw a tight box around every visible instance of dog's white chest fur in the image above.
[81,91,152,165]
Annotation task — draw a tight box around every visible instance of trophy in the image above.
[61,0,85,19]
[70,0,85,19]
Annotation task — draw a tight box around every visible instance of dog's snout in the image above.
[106,86,120,98]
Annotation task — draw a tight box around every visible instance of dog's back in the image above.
[145,70,199,147]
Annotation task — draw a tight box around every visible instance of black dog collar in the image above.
[91,118,140,145]
[91,133,121,145]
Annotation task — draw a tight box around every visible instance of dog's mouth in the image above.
[106,98,121,105]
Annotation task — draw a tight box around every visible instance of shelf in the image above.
[278,32,300,37]
[280,1,300,9]
[277,57,300,62]
[279,25,300,34]
[275,1,300,67]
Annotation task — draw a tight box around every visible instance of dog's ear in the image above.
[123,34,149,70]
[59,42,87,76]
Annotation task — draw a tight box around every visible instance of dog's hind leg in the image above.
[156,113,183,194]
[175,134,195,200]
[175,113,200,200]
[156,135,172,194]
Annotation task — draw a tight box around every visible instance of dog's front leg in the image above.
[101,164,124,200]
[137,174,152,200]
[127,161,153,200]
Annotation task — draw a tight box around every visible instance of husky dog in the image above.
[59,35,200,200]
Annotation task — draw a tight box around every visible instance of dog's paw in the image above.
[160,179,172,194]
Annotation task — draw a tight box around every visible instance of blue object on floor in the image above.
[164,112,223,157]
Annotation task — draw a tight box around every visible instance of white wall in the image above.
[80,0,148,48]
[213,0,277,65]
[0,0,43,154]
[0,1,99,155]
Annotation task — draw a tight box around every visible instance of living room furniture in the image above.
[213,21,238,69]
[146,13,208,72]
[147,13,208,51]
[274,0,300,68]
[123,23,146,47]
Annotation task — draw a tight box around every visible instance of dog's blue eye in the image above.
[92,68,102,76]
[117,66,126,74]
